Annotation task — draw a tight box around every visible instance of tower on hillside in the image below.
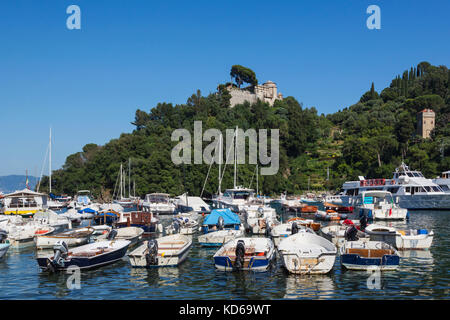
[417,109,435,139]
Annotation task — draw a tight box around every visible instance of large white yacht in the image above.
[334,163,450,210]
[433,171,450,193]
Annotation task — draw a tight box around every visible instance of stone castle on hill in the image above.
[225,80,283,108]
[417,108,435,139]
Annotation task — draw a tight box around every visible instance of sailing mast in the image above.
[128,158,131,199]
[234,126,238,188]
[218,133,222,195]
[49,127,52,194]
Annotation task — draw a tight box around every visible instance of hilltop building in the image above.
[225,81,283,108]
[417,109,435,139]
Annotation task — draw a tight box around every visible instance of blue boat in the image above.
[200,208,242,234]
[340,240,400,270]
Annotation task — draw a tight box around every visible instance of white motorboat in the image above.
[213,237,275,272]
[95,227,144,245]
[243,205,279,235]
[128,234,192,267]
[278,231,337,275]
[174,193,211,214]
[433,170,450,193]
[33,210,72,232]
[340,240,400,270]
[59,209,82,225]
[270,221,315,247]
[165,216,199,235]
[7,224,55,248]
[142,193,176,215]
[354,191,408,220]
[364,224,433,250]
[198,229,244,247]
[37,239,130,272]
[35,226,95,250]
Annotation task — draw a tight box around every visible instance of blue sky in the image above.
[0,0,449,176]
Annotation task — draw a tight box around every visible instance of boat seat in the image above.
[347,248,394,258]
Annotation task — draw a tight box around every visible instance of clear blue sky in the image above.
[0,0,449,176]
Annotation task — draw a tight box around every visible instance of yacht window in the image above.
[413,172,421,177]
[439,185,449,192]
[405,187,411,193]
[407,172,414,177]
[424,186,432,192]
[411,188,415,195]
[387,187,400,194]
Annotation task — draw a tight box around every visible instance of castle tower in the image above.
[417,109,435,139]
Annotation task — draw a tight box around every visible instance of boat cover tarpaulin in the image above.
[78,208,97,214]
[203,208,240,225]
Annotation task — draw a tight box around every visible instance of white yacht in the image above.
[433,171,450,193]
[212,186,255,213]
[334,163,450,210]
[142,193,176,215]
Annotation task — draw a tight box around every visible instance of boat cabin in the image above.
[1,189,47,216]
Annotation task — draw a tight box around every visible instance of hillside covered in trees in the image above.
[39,62,450,199]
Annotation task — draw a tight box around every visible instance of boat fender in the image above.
[107,229,118,240]
[344,226,359,241]
[233,240,245,270]
[50,240,69,271]
[145,239,158,266]
[291,222,299,235]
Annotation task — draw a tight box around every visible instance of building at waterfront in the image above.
[417,109,435,139]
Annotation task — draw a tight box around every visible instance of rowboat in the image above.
[128,234,192,267]
[364,224,433,250]
[213,237,275,272]
[198,229,244,247]
[35,226,95,250]
[278,231,337,274]
[270,221,315,247]
[340,240,400,270]
[37,239,131,272]
[0,229,10,259]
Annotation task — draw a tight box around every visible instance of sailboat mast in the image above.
[120,163,123,200]
[256,164,259,196]
[234,126,237,188]
[218,134,222,194]
[49,127,52,194]
[128,158,131,198]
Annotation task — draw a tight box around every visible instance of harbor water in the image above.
[0,209,449,299]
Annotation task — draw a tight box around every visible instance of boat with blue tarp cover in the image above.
[200,208,242,234]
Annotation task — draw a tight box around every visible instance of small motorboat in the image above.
[128,234,192,267]
[0,229,11,259]
[200,209,244,234]
[364,224,433,250]
[278,231,337,275]
[286,217,320,232]
[340,240,400,271]
[37,238,131,272]
[95,227,144,245]
[198,229,244,247]
[8,225,55,248]
[270,221,315,247]
[165,216,199,235]
[243,205,279,235]
[213,237,275,272]
[315,210,346,221]
[354,191,407,220]
[35,226,95,250]
[77,207,97,219]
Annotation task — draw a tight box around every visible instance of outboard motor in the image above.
[48,241,69,272]
[217,216,225,231]
[145,239,159,266]
[264,218,271,237]
[359,215,368,232]
[233,240,245,270]
[173,220,180,234]
[344,225,359,241]
[257,207,264,218]
[107,229,118,240]
[291,222,299,235]
[0,229,7,243]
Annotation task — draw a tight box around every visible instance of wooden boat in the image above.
[165,216,198,235]
[213,237,275,272]
[278,231,337,274]
[37,239,131,272]
[198,229,244,247]
[340,240,400,270]
[128,234,192,267]
[364,224,433,250]
[115,211,163,234]
[0,229,10,259]
[35,226,95,250]
[270,221,315,247]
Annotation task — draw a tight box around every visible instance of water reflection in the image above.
[283,274,335,299]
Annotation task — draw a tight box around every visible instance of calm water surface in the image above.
[0,210,449,299]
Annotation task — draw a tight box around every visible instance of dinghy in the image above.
[270,221,315,247]
[278,230,337,274]
[198,229,244,247]
[37,238,130,272]
[364,224,433,250]
[213,237,275,272]
[340,240,400,270]
[128,234,192,267]
[166,216,199,235]
[286,217,320,231]
[0,229,11,259]
[35,226,95,250]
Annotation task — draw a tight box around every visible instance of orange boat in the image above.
[301,205,318,213]
[287,217,321,232]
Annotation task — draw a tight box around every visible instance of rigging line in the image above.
[217,130,237,194]
[112,165,121,200]
[37,143,50,192]
[248,164,257,189]
[200,151,215,198]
